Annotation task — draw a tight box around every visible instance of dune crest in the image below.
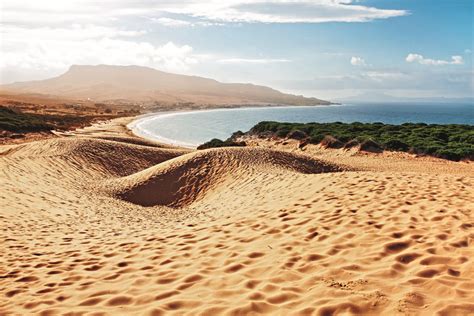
[109,147,344,207]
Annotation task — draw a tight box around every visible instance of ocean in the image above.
[130,103,474,148]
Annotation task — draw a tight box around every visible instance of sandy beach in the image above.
[1,117,473,315]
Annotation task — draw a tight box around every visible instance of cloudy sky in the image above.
[0,0,472,100]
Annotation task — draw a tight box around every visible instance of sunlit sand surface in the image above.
[1,120,473,315]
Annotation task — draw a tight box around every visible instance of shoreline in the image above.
[128,104,339,149]
[127,110,198,149]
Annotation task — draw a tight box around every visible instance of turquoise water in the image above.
[131,103,474,148]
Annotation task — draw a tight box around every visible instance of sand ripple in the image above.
[1,137,473,315]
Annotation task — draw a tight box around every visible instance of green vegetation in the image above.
[0,106,96,133]
[249,121,474,161]
[197,138,246,150]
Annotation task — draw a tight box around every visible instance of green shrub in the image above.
[343,139,360,149]
[359,139,383,152]
[241,120,474,161]
[287,130,308,140]
[309,134,325,144]
[276,129,290,138]
[0,106,96,133]
[383,139,410,151]
[197,138,246,150]
[320,135,343,148]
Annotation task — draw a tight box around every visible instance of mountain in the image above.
[334,92,474,104]
[1,65,330,106]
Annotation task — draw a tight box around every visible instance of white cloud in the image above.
[0,24,199,82]
[2,24,146,42]
[0,0,409,82]
[406,53,464,66]
[152,17,193,27]
[1,0,408,26]
[363,71,408,82]
[217,58,291,64]
[150,17,224,28]
[350,56,366,66]
[167,1,408,24]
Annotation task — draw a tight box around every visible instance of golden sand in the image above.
[1,118,473,315]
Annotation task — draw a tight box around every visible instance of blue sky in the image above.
[1,0,472,100]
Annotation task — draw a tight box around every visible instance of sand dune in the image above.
[108,147,344,207]
[1,127,473,315]
[4,138,187,177]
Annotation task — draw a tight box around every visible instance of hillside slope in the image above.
[2,65,330,106]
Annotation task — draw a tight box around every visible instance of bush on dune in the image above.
[383,139,410,151]
[0,106,97,133]
[343,139,360,149]
[359,139,383,153]
[246,121,474,161]
[320,135,343,148]
[287,130,308,140]
[197,138,246,150]
[1,106,54,132]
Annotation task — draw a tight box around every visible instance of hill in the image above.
[1,65,330,107]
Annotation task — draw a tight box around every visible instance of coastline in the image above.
[127,104,338,148]
[127,110,199,149]
[125,102,474,152]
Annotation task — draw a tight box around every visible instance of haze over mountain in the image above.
[1,65,330,106]
[334,92,474,104]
